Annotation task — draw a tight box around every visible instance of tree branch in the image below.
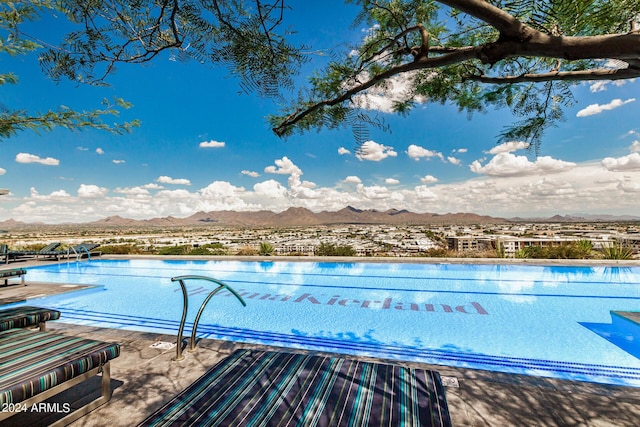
[436,0,530,39]
[272,45,483,136]
[467,67,640,84]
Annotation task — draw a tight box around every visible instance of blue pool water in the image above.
[15,259,640,387]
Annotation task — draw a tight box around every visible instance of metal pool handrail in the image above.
[69,245,90,261]
[171,275,246,361]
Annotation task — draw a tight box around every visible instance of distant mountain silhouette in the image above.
[1,208,638,228]
[85,206,505,227]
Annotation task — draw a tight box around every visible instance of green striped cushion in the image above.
[0,306,61,331]
[0,268,26,278]
[138,349,451,427]
[0,329,120,405]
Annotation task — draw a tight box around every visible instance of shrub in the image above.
[422,248,451,257]
[158,245,190,255]
[575,240,593,259]
[188,247,213,255]
[258,242,275,256]
[601,243,634,260]
[100,244,142,254]
[236,246,258,256]
[315,242,356,256]
[516,246,546,259]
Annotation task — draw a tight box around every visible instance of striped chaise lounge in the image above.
[0,267,27,286]
[0,305,61,331]
[0,328,120,426]
[138,349,452,427]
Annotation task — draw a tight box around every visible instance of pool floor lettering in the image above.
[207,287,490,315]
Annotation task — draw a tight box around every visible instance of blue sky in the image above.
[1,2,639,224]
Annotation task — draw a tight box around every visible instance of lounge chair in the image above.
[137,349,452,427]
[0,306,61,331]
[33,242,64,260]
[0,328,120,426]
[34,242,102,261]
[0,267,26,286]
[0,244,28,264]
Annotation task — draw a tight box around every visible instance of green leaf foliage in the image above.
[272,0,640,148]
[0,1,139,138]
[41,0,308,97]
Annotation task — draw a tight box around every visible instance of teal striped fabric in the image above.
[0,329,120,404]
[0,306,61,331]
[138,349,451,427]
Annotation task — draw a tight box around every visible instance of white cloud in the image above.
[77,146,88,151]
[406,144,444,161]
[576,98,635,117]
[590,76,635,93]
[356,141,397,161]
[28,187,72,201]
[344,176,362,184]
[589,81,608,93]
[454,148,468,154]
[96,148,104,155]
[264,156,302,175]
[617,179,640,193]
[601,153,640,171]
[199,140,226,148]
[77,184,109,198]
[630,141,640,153]
[288,174,320,199]
[241,170,260,178]
[198,181,246,200]
[356,183,391,199]
[156,176,192,185]
[470,153,576,177]
[448,156,461,165]
[488,141,529,155]
[15,153,60,166]
[253,179,289,200]
[385,178,400,185]
[0,168,5,175]
[114,186,150,195]
[414,185,438,200]
[113,159,125,164]
[420,175,438,184]
[338,147,351,155]
[351,70,427,113]
[142,183,164,190]
[5,153,640,223]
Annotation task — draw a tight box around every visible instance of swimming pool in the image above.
[16,259,640,387]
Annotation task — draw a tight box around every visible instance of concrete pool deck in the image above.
[2,257,640,426]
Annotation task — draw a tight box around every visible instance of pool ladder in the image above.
[172,275,246,361]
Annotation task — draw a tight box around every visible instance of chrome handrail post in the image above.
[189,285,222,352]
[171,275,246,358]
[172,277,189,361]
[188,282,246,352]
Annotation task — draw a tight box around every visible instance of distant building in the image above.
[447,235,589,258]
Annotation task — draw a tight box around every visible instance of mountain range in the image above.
[90,207,505,227]
[1,207,639,228]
